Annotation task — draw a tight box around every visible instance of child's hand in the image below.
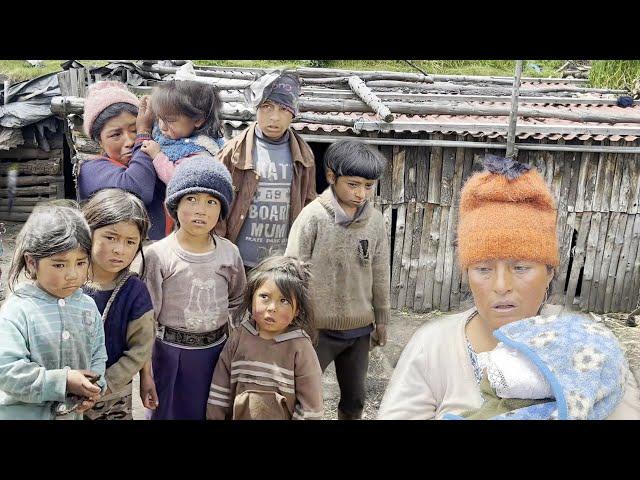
[136,95,155,134]
[140,372,159,410]
[141,139,161,159]
[66,369,101,397]
[370,324,387,348]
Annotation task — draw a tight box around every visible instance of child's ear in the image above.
[194,117,205,129]
[24,254,36,277]
[326,169,336,185]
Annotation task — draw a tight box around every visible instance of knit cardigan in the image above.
[285,188,391,330]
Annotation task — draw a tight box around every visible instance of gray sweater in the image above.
[285,188,390,330]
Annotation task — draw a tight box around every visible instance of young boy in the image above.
[285,139,390,420]
[215,71,317,272]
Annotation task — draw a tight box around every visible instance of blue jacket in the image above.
[445,313,628,420]
[0,283,107,420]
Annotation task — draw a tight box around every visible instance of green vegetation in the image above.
[0,60,108,83]
[589,60,640,90]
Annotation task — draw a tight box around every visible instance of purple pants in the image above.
[151,337,226,420]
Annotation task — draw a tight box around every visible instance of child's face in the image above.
[157,113,204,140]
[176,193,221,236]
[256,100,293,140]
[28,246,90,299]
[98,111,137,165]
[252,279,297,340]
[329,174,376,212]
[91,221,141,280]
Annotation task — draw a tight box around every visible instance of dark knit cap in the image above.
[244,71,301,117]
[165,156,234,221]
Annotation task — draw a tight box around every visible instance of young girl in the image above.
[0,205,108,420]
[81,189,155,420]
[207,255,323,420]
[142,156,246,420]
[139,80,224,186]
[78,80,167,240]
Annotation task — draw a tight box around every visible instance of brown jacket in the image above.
[214,122,317,243]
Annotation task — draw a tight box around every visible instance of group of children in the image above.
[0,71,391,420]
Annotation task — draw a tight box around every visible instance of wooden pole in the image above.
[505,60,524,159]
[3,80,9,105]
[347,76,394,122]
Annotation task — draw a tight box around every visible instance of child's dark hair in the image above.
[81,188,150,276]
[151,80,223,139]
[323,139,387,180]
[235,255,316,343]
[8,205,92,292]
[90,103,139,142]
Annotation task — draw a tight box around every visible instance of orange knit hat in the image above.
[457,155,559,269]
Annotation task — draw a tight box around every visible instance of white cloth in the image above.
[477,343,553,400]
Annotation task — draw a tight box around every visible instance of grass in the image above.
[589,60,640,90]
[0,60,108,83]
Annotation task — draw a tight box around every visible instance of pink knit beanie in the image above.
[83,81,140,139]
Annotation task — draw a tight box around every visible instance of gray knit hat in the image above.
[165,156,234,221]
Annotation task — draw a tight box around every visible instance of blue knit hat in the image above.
[165,156,234,221]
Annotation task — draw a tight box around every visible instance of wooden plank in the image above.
[588,212,611,311]
[532,141,546,179]
[574,150,590,213]
[622,214,640,311]
[390,205,406,309]
[629,215,640,312]
[591,143,608,212]
[550,147,563,208]
[0,212,31,222]
[551,212,575,301]
[415,140,430,202]
[433,205,450,310]
[565,212,591,308]
[382,204,392,256]
[0,197,51,207]
[440,204,456,311]
[604,214,628,312]
[612,213,635,312]
[600,150,617,212]
[427,133,443,204]
[414,203,434,311]
[582,141,598,212]
[617,147,632,213]
[14,175,64,187]
[404,146,418,201]
[397,201,416,309]
[580,212,601,311]
[566,148,580,213]
[421,205,441,312]
[597,212,620,312]
[627,150,640,214]
[405,201,424,309]
[439,144,456,207]
[379,145,394,204]
[0,148,63,160]
[0,184,57,197]
[462,144,475,185]
[544,142,554,188]
[0,158,61,176]
[447,143,466,310]
[0,205,35,214]
[391,146,405,205]
[609,150,624,212]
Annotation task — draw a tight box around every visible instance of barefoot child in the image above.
[82,189,155,420]
[0,205,107,419]
[207,255,323,420]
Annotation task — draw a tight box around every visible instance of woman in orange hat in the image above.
[377,155,640,420]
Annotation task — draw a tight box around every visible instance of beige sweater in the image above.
[285,188,390,330]
[377,307,640,420]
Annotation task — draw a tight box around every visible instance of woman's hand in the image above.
[140,371,159,410]
[66,369,101,397]
[74,393,101,414]
[141,140,161,159]
[136,95,155,134]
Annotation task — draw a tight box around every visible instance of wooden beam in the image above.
[506,60,524,159]
[347,76,394,122]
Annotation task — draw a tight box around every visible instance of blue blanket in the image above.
[152,125,224,162]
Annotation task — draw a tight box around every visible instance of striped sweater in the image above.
[206,319,323,420]
[0,283,107,420]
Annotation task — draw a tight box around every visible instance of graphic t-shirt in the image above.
[236,128,293,267]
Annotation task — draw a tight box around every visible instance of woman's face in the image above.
[468,259,554,330]
[98,111,137,165]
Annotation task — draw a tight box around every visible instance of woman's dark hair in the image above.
[234,255,316,343]
[82,188,150,276]
[323,139,387,180]
[90,103,139,142]
[151,80,223,139]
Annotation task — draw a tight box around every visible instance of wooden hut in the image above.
[51,62,640,314]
